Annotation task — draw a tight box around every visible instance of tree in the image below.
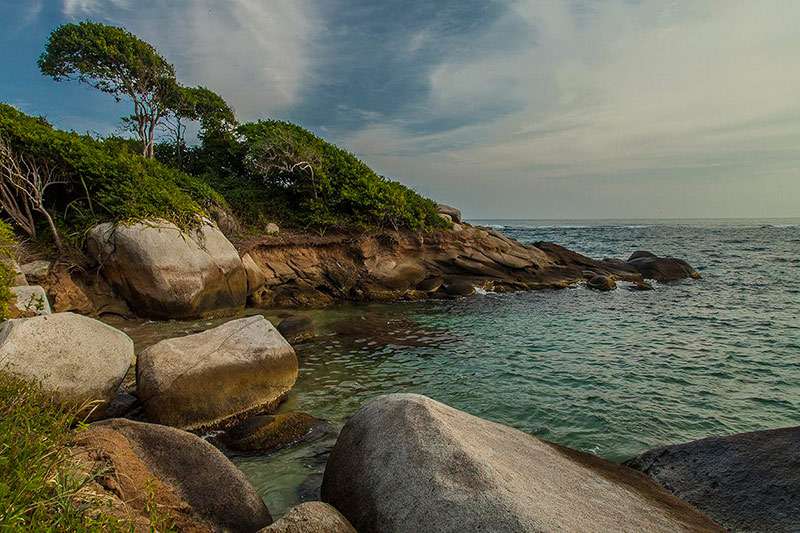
[0,136,65,251]
[38,21,175,159]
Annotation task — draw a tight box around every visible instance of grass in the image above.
[0,373,169,531]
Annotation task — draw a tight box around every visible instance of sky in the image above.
[1,0,799,219]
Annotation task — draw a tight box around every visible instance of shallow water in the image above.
[106,218,800,517]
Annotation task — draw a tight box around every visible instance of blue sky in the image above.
[2,0,799,218]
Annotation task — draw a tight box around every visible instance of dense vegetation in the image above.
[0,221,16,319]
[0,374,169,531]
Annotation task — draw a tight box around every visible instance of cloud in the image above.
[340,0,800,217]
[61,0,318,117]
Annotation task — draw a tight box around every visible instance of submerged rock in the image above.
[136,316,298,432]
[260,502,355,533]
[625,426,800,532]
[10,285,52,315]
[0,313,133,419]
[222,412,325,453]
[321,394,720,533]
[277,315,314,344]
[626,252,701,282]
[86,220,247,319]
[75,418,272,532]
[587,275,616,291]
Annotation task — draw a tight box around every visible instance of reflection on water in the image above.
[104,219,800,517]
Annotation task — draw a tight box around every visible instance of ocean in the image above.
[110,218,800,517]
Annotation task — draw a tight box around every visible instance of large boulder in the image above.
[242,253,268,296]
[75,418,272,532]
[436,204,462,223]
[260,502,355,533]
[10,285,52,315]
[0,313,133,419]
[625,426,799,532]
[137,316,298,432]
[222,412,324,453]
[626,252,700,282]
[86,220,247,319]
[277,315,314,344]
[321,394,720,533]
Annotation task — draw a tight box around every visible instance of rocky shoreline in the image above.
[3,216,795,531]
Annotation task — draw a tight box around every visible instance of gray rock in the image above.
[20,260,51,284]
[137,316,298,432]
[277,315,314,344]
[3,257,26,286]
[242,253,268,296]
[266,222,280,235]
[628,250,658,261]
[438,213,453,224]
[625,426,800,532]
[321,394,721,533]
[587,275,616,291]
[0,313,133,419]
[436,204,462,223]
[10,285,52,314]
[260,502,355,533]
[77,418,272,531]
[86,219,247,319]
[627,255,701,282]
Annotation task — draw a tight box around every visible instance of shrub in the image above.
[0,221,16,320]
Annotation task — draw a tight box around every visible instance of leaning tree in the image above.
[38,21,176,159]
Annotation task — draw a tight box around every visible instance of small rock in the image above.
[10,285,52,315]
[277,315,314,344]
[222,412,324,453]
[441,281,475,296]
[0,313,133,419]
[438,213,453,224]
[587,275,616,291]
[260,502,356,533]
[451,223,463,232]
[436,204,462,223]
[103,390,141,420]
[416,277,443,293]
[266,223,280,235]
[20,260,51,284]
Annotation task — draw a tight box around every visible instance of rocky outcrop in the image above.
[436,204,462,223]
[0,313,133,419]
[38,261,131,317]
[221,412,325,453]
[86,220,247,319]
[260,502,355,533]
[277,315,314,344]
[625,426,799,532]
[10,285,52,314]
[321,394,720,533]
[626,251,701,282]
[136,316,298,432]
[74,418,272,532]
[239,227,664,307]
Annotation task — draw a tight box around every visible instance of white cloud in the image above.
[342,0,800,218]
[61,0,318,117]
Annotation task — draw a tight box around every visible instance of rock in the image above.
[137,316,298,432]
[438,213,453,224]
[103,390,141,420]
[277,315,314,344]
[416,277,443,293]
[0,313,133,419]
[222,412,323,453]
[242,253,268,296]
[266,222,280,235]
[260,502,356,533]
[451,223,463,232]
[321,394,721,533]
[74,418,272,532]
[625,426,799,532]
[20,260,51,284]
[3,257,26,286]
[436,204,462,223]
[628,251,658,261]
[10,285,52,314]
[40,262,131,317]
[627,255,701,282]
[86,220,247,319]
[587,275,616,291]
[441,281,475,296]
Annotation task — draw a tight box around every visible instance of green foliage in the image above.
[233,120,447,231]
[0,103,221,239]
[0,221,16,321]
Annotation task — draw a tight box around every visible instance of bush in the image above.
[0,221,16,320]
[228,120,448,232]
[0,104,222,240]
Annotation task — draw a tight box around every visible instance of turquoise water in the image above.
[112,219,800,517]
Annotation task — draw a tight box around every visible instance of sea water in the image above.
[109,218,800,517]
